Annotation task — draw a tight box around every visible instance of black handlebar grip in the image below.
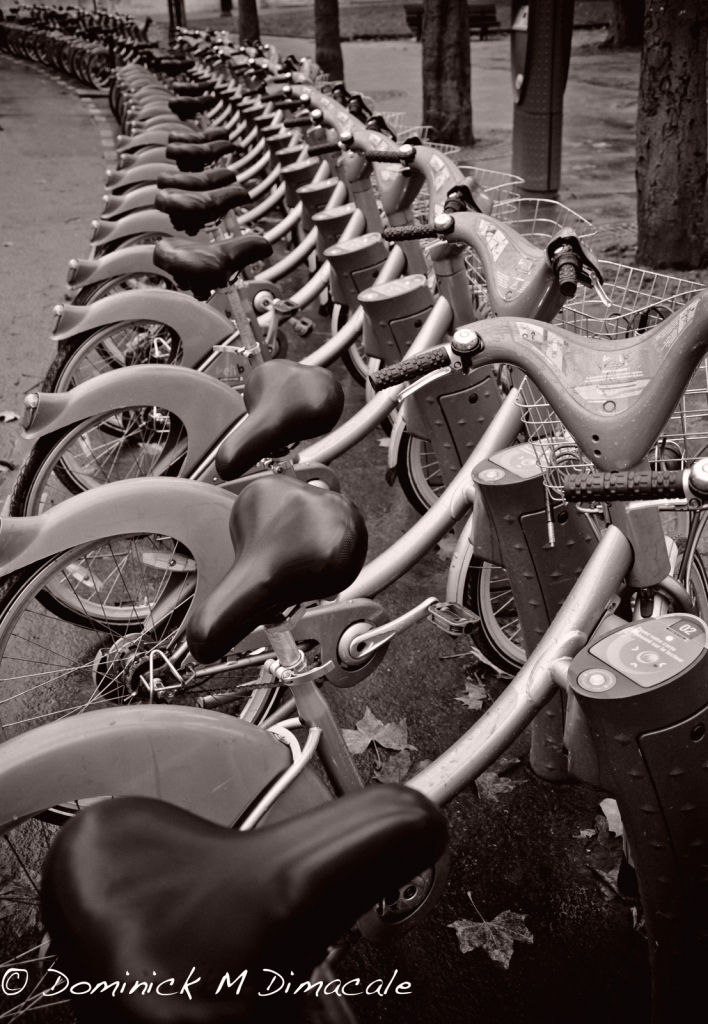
[369,348,451,391]
[558,261,579,298]
[382,224,439,241]
[358,149,408,163]
[307,142,342,156]
[563,469,685,502]
[283,115,312,127]
[272,98,302,110]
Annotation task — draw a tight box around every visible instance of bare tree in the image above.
[238,0,260,43]
[604,0,644,47]
[422,0,473,145]
[315,0,344,83]
[636,0,707,268]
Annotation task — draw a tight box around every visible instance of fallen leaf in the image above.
[467,645,513,679]
[592,865,620,900]
[0,411,19,423]
[476,768,526,802]
[0,460,15,474]
[600,797,623,837]
[449,905,533,968]
[377,437,390,449]
[574,828,596,839]
[455,680,487,711]
[342,706,417,755]
[373,749,412,784]
[436,535,457,562]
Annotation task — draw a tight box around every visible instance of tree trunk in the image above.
[422,0,474,145]
[605,0,644,47]
[315,0,344,83]
[636,0,707,268]
[238,0,260,43]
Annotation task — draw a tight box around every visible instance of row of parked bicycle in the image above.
[2,17,708,1023]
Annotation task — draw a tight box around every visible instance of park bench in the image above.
[404,2,501,41]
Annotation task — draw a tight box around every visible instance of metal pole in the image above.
[510,0,575,198]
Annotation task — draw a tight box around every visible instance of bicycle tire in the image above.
[43,320,183,395]
[395,430,445,515]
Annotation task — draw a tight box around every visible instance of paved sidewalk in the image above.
[0,53,117,499]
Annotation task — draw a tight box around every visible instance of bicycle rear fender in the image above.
[102,183,158,220]
[105,161,175,192]
[89,209,180,249]
[116,129,171,152]
[24,365,245,477]
[51,290,233,367]
[0,706,330,830]
[0,478,236,608]
[67,244,176,289]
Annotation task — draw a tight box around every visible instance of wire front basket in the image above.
[518,264,707,503]
[458,165,524,205]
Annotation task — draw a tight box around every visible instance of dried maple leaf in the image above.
[600,798,623,837]
[455,680,487,711]
[342,706,417,755]
[448,906,533,968]
[476,769,526,802]
[574,828,596,839]
[373,749,412,784]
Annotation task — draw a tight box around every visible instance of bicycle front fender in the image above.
[0,478,236,609]
[105,161,174,192]
[51,290,233,368]
[68,244,176,289]
[0,705,330,831]
[24,365,245,477]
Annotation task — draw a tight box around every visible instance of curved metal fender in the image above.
[0,477,236,609]
[117,129,171,153]
[0,705,330,832]
[103,183,158,219]
[24,365,245,477]
[51,290,233,368]
[68,244,177,289]
[90,209,179,248]
[106,161,174,191]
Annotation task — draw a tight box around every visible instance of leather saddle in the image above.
[156,166,237,192]
[216,360,344,481]
[186,474,368,664]
[42,787,447,1023]
[166,139,236,172]
[153,235,273,298]
[168,94,217,120]
[154,183,251,234]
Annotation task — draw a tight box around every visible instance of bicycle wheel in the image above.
[71,274,174,306]
[10,408,187,518]
[0,534,278,739]
[43,319,183,394]
[396,430,445,515]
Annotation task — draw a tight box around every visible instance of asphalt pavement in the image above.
[0,43,670,1024]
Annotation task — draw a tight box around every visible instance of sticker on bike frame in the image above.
[652,297,700,353]
[515,322,566,371]
[478,219,509,262]
[489,442,542,479]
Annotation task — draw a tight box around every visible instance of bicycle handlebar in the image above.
[369,347,451,390]
[382,223,440,242]
[563,469,685,503]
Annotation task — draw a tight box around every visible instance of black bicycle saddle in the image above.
[215,361,344,481]
[42,787,447,1023]
[166,139,236,172]
[168,94,216,120]
[186,475,368,664]
[167,126,231,145]
[172,81,213,97]
[154,183,252,235]
[153,235,272,298]
[156,166,237,192]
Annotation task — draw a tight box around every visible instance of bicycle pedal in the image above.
[427,601,479,636]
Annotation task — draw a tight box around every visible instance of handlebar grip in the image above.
[382,224,439,241]
[563,470,685,502]
[307,142,341,156]
[272,98,302,110]
[558,261,579,298]
[369,348,451,391]
[356,149,408,163]
[283,115,312,128]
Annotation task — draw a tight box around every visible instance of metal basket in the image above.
[458,166,524,205]
[518,264,707,503]
[464,199,597,319]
